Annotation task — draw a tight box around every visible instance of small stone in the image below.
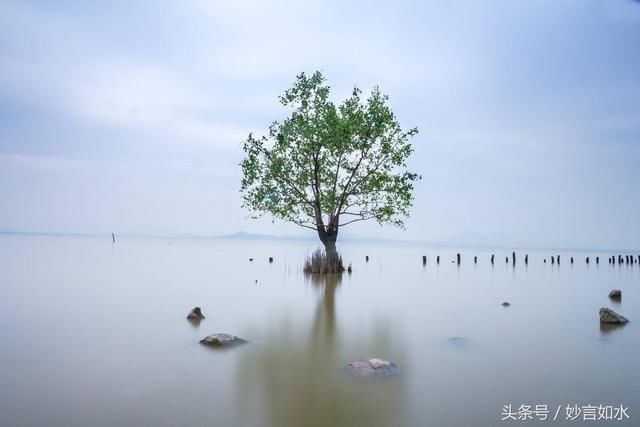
[608,289,622,299]
[187,306,205,319]
[200,333,248,347]
[502,302,511,307]
[599,307,629,324]
[344,358,399,377]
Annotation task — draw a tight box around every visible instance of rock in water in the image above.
[187,306,205,319]
[599,308,629,324]
[345,358,400,377]
[608,289,622,299]
[502,302,511,307]
[200,333,248,347]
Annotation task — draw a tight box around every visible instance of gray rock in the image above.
[200,333,248,347]
[345,358,400,377]
[502,302,511,307]
[187,306,205,319]
[599,307,629,324]
[608,289,622,299]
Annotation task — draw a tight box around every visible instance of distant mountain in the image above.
[215,231,314,241]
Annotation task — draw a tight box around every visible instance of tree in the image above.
[240,71,419,269]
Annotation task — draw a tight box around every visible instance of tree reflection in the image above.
[234,273,407,427]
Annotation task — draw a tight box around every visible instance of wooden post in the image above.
[586,257,589,264]
[456,253,461,265]
[571,257,574,264]
[437,255,440,264]
[366,255,369,262]
[491,254,494,264]
[525,254,528,264]
[512,252,516,265]
[551,256,555,265]
[557,255,560,264]
[269,257,273,263]
[596,257,599,264]
[544,259,547,263]
[474,256,477,264]
[112,232,116,243]
[422,255,427,265]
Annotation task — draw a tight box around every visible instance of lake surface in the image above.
[0,234,638,426]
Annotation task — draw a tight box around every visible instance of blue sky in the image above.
[0,0,639,249]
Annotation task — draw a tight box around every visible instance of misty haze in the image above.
[1,1,639,427]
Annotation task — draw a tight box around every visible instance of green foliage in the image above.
[240,71,420,234]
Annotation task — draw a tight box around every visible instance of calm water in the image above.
[0,234,638,426]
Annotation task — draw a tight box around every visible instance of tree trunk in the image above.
[315,213,343,273]
[323,238,338,261]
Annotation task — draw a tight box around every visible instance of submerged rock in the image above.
[608,289,622,299]
[344,358,399,377]
[187,306,205,319]
[599,308,629,324]
[447,336,469,348]
[200,333,248,347]
[502,302,511,307]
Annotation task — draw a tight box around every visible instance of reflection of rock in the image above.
[200,333,248,347]
[187,317,203,328]
[599,308,628,324]
[608,289,622,299]
[501,302,511,307]
[187,306,205,319]
[345,358,400,377]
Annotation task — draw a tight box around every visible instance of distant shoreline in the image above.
[0,230,637,253]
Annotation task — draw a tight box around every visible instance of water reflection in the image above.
[235,274,407,427]
[599,322,627,336]
[187,317,203,328]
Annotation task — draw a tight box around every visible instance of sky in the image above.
[0,0,639,250]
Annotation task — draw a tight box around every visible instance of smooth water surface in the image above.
[0,234,638,426]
